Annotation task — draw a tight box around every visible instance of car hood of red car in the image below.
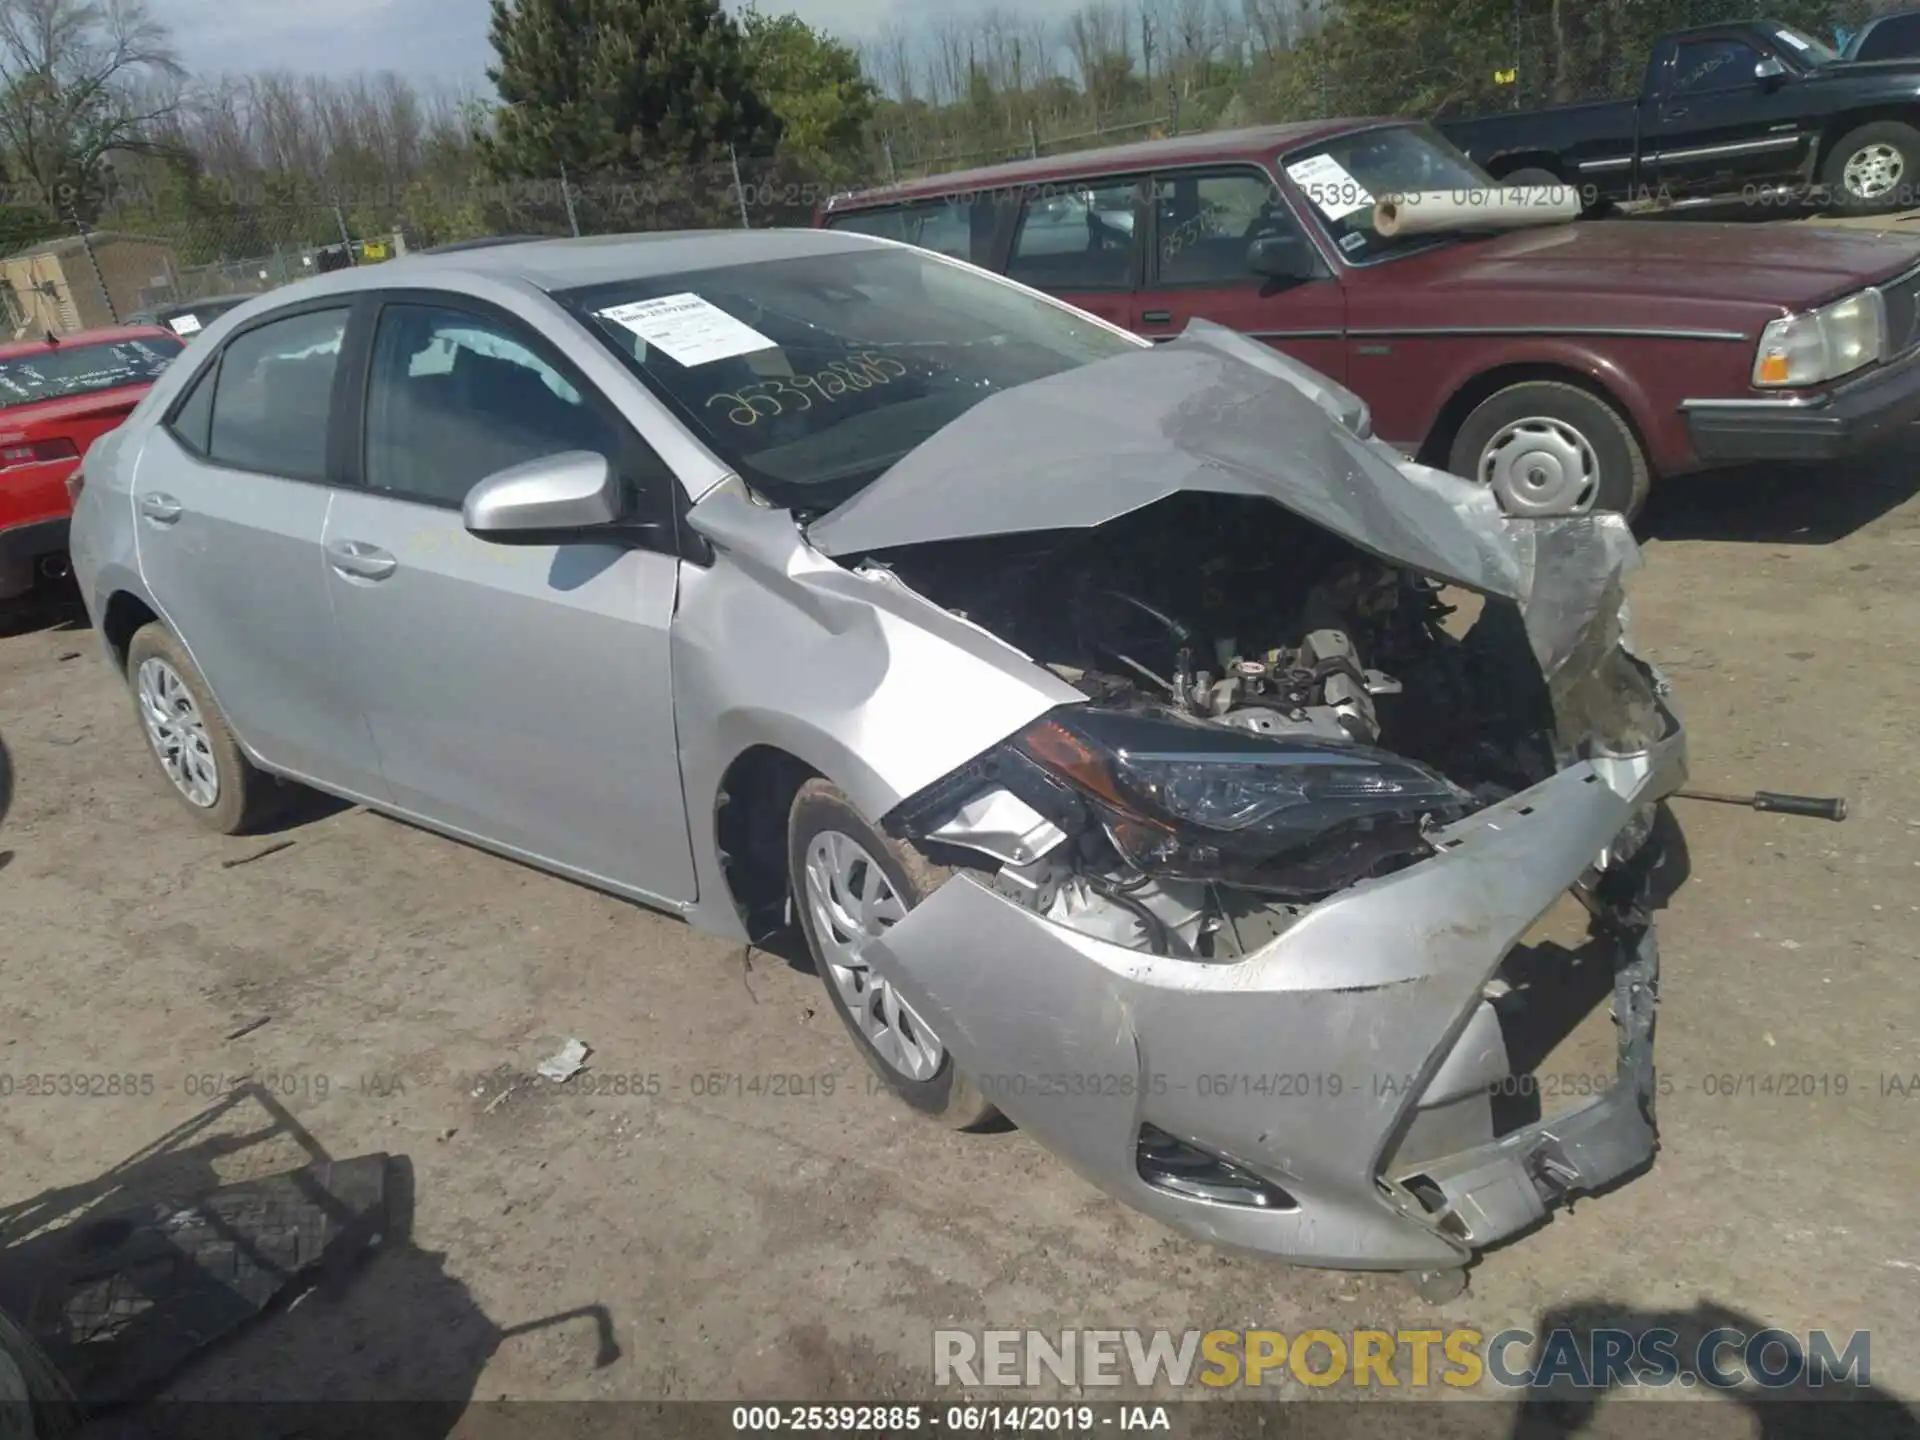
[1397,219,1920,312]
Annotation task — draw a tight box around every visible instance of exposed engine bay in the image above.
[871,493,1652,960]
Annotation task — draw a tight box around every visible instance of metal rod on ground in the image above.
[729,144,751,229]
[560,160,580,237]
[1028,119,1040,158]
[1672,789,1849,822]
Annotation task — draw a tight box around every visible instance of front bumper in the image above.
[1683,344,1920,464]
[864,708,1686,1272]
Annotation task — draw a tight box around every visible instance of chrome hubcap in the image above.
[136,657,219,808]
[1479,416,1599,516]
[1844,143,1903,201]
[804,829,944,1082]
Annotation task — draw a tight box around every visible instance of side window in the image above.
[828,196,999,266]
[167,360,217,455]
[1006,178,1139,291]
[207,308,348,479]
[1153,170,1296,287]
[364,303,620,508]
[1670,40,1760,95]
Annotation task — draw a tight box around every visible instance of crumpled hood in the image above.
[805,320,1524,600]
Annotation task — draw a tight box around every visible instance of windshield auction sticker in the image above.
[1285,155,1374,220]
[597,293,777,367]
[169,314,203,336]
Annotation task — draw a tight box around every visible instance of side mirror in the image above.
[1247,233,1323,282]
[1755,56,1788,83]
[463,450,624,546]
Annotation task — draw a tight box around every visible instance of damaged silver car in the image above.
[68,230,1685,1296]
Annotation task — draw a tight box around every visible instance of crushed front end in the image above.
[854,499,1684,1276]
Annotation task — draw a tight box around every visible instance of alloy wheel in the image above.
[803,828,945,1082]
[136,657,220,808]
[1477,416,1599,516]
[1844,143,1904,202]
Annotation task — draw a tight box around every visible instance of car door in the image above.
[1002,176,1143,331]
[132,302,386,796]
[1647,36,1812,196]
[1138,166,1347,382]
[320,293,697,905]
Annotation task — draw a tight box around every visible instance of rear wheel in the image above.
[1500,166,1562,188]
[1822,121,1920,214]
[788,778,998,1131]
[1446,380,1650,519]
[125,622,283,834]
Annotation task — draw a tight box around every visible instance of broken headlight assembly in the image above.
[1012,707,1475,895]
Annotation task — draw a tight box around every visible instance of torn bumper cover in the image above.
[861,507,1684,1271]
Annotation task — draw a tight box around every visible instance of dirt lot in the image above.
[2,448,1919,1433]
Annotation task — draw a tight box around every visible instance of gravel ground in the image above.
[1,447,1917,1435]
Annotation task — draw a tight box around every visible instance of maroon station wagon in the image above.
[817,118,1920,516]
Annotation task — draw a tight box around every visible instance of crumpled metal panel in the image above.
[806,319,1525,600]
[862,759,1656,1269]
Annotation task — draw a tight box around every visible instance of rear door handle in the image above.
[327,539,397,582]
[1141,309,1174,324]
[139,493,182,525]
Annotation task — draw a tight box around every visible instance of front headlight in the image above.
[1015,707,1473,892]
[1753,288,1886,386]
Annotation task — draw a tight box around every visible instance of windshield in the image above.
[1772,23,1838,64]
[0,335,183,409]
[562,245,1140,512]
[1281,123,1497,265]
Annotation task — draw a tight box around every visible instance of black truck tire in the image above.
[1822,121,1920,213]
[1501,166,1563,187]
[1447,380,1650,519]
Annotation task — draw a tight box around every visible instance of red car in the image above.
[818,118,1920,516]
[0,324,184,600]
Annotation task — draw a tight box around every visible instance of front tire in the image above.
[788,778,998,1131]
[1446,379,1650,519]
[125,622,282,834]
[1822,121,1920,214]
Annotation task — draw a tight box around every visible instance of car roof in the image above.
[316,227,880,295]
[0,324,181,358]
[157,293,257,313]
[822,119,1389,212]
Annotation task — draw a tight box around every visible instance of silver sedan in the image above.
[68,228,1685,1298]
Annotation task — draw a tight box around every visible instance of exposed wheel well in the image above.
[1419,363,1646,474]
[714,745,820,940]
[101,592,159,674]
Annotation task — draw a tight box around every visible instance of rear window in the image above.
[1856,15,1920,61]
[0,336,184,409]
[824,193,1003,267]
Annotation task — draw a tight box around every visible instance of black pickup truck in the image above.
[1440,19,1920,214]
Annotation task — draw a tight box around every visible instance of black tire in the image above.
[1821,121,1920,214]
[1500,166,1562,187]
[124,622,284,834]
[1446,379,1650,519]
[788,778,998,1131]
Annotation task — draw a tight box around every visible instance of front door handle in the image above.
[1141,309,1174,325]
[327,539,398,582]
[139,492,182,525]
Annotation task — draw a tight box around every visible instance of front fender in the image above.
[672,482,1083,941]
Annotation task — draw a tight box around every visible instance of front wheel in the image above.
[788,778,998,1130]
[1822,121,1920,214]
[1446,380,1650,519]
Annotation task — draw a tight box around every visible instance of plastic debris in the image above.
[536,1038,590,1083]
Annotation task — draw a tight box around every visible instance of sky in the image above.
[151,0,1090,88]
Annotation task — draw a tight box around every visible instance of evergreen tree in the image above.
[479,0,781,180]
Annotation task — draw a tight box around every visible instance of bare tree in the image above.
[0,0,184,211]
[1063,2,1131,117]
